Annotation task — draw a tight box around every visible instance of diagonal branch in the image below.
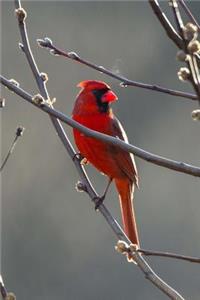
[1,75,200,180]
[37,38,198,102]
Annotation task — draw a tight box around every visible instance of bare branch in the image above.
[14,1,76,163]
[170,0,200,103]
[149,0,184,49]
[139,248,200,263]
[37,38,198,102]
[0,126,25,172]
[179,0,200,32]
[14,1,48,98]
[149,0,200,107]
[1,75,200,180]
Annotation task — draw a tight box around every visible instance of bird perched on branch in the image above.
[72,80,139,260]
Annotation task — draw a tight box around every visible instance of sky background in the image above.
[1,1,200,299]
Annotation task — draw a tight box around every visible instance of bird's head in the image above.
[73,80,118,115]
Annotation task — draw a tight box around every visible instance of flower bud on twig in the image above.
[15,8,27,23]
[176,50,187,62]
[16,126,25,137]
[37,37,52,48]
[9,79,20,87]
[68,52,80,60]
[40,72,48,83]
[32,94,45,106]
[185,22,198,34]
[183,22,198,40]
[187,40,200,54]
[115,240,129,254]
[129,243,138,253]
[177,67,190,81]
[6,79,20,93]
[50,49,59,56]
[120,82,128,88]
[5,293,16,300]
[191,109,200,121]
[75,181,88,193]
[18,42,24,52]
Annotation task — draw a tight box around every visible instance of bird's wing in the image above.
[109,117,139,187]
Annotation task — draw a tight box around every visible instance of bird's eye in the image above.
[92,88,110,113]
[92,88,109,100]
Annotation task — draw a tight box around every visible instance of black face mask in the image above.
[92,88,110,113]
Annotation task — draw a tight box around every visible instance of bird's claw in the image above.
[73,152,81,161]
[73,152,88,164]
[94,196,105,211]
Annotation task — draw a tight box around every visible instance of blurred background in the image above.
[1,1,200,299]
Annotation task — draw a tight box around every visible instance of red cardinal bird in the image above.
[72,80,139,252]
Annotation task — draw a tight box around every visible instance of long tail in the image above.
[115,178,139,248]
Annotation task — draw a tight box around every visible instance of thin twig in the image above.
[149,0,200,66]
[0,126,25,172]
[14,0,48,97]
[149,0,184,49]
[1,75,200,180]
[37,37,197,102]
[179,0,200,32]
[170,0,200,103]
[139,249,200,263]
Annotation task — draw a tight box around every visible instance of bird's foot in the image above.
[94,195,105,211]
[73,152,88,165]
[94,178,112,211]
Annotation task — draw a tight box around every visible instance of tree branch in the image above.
[149,0,200,107]
[170,0,200,104]
[179,0,200,33]
[1,75,200,180]
[139,248,200,263]
[36,37,198,102]
[0,126,25,172]
[149,0,184,49]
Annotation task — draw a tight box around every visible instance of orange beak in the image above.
[101,90,118,103]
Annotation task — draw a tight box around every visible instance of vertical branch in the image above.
[170,0,200,103]
[149,0,200,106]
[14,1,48,98]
